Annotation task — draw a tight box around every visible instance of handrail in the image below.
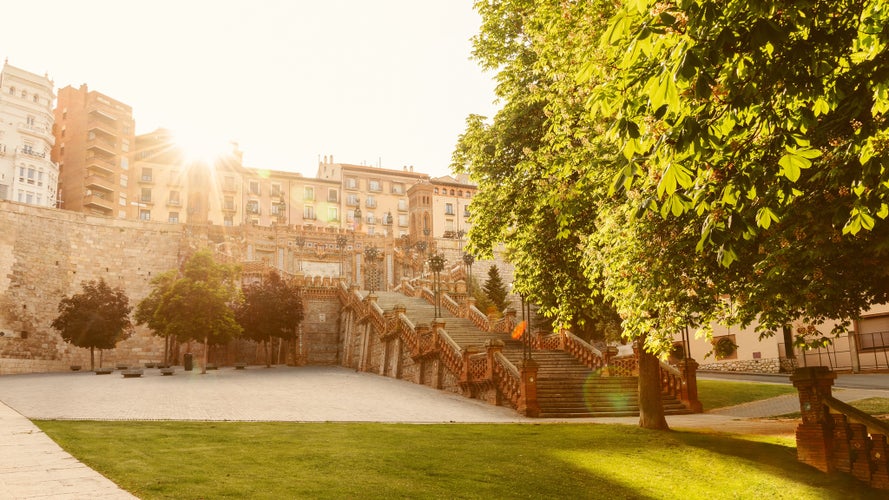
[442,293,460,317]
[563,331,607,372]
[466,304,489,331]
[491,351,521,409]
[825,396,889,437]
[437,327,463,375]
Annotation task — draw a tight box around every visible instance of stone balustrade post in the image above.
[485,339,504,380]
[464,296,476,319]
[519,358,540,418]
[677,358,703,413]
[791,366,837,473]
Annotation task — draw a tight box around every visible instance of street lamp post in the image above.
[336,234,348,279]
[428,252,446,319]
[462,252,475,294]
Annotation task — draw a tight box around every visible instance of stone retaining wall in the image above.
[698,357,783,373]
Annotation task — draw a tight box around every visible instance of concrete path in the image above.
[1,365,888,499]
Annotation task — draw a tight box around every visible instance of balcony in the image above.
[17,147,46,159]
[222,204,237,213]
[87,157,116,176]
[87,121,117,139]
[85,175,114,193]
[84,193,113,212]
[86,136,116,156]
[139,174,154,184]
[88,106,120,123]
[166,199,181,207]
[18,122,54,143]
[222,182,238,193]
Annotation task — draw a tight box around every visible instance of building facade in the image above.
[52,84,135,218]
[0,62,58,207]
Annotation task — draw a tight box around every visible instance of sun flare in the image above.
[171,128,236,166]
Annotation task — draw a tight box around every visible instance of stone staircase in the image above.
[368,291,692,418]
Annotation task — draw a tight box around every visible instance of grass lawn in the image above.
[776,398,889,421]
[697,379,797,410]
[34,421,884,499]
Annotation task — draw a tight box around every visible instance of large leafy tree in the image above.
[52,278,133,370]
[136,250,242,374]
[235,271,304,367]
[589,0,889,341]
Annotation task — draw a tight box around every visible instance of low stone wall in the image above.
[698,357,782,373]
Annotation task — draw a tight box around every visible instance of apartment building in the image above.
[316,156,428,236]
[0,62,59,207]
[52,84,134,218]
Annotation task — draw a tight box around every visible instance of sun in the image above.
[171,127,237,166]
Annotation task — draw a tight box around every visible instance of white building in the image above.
[0,61,58,207]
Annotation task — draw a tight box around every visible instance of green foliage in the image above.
[482,265,509,312]
[51,278,133,368]
[35,421,878,499]
[136,250,242,348]
[235,271,304,366]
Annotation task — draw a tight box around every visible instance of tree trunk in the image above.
[265,339,271,368]
[163,335,170,366]
[638,337,669,430]
[90,346,95,371]
[202,335,209,374]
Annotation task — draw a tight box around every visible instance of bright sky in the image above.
[1,1,498,178]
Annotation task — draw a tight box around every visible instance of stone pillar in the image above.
[791,366,837,473]
[677,358,703,413]
[519,358,540,418]
[464,296,476,318]
[461,347,479,395]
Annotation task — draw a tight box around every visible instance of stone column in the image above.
[519,358,540,418]
[677,358,703,413]
[791,366,837,473]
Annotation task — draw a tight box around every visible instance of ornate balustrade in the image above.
[562,331,607,373]
[792,367,889,490]
[442,293,460,317]
[437,327,464,376]
[491,351,522,409]
[535,333,561,350]
[466,304,489,331]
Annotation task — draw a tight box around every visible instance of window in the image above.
[246,200,260,214]
[224,196,235,211]
[33,94,39,103]
[140,188,152,203]
[141,168,153,182]
[348,209,358,223]
[859,315,889,350]
[434,187,439,194]
[304,186,314,200]
[249,180,260,195]
[139,210,151,221]
[464,206,471,217]
[118,210,126,219]
[328,207,339,222]
[26,116,35,126]
[303,205,315,220]
[366,212,376,224]
[327,188,338,203]
[369,179,381,192]
[445,203,454,215]
[398,199,408,211]
[391,182,404,194]
[271,203,282,216]
[347,194,359,206]
[119,195,126,206]
[398,214,408,227]
[345,177,358,189]
[169,191,180,205]
[120,174,128,188]
[224,216,233,227]
[8,87,13,95]
[366,196,376,208]
[271,183,282,197]
[121,139,129,152]
[224,176,236,191]
[168,212,179,223]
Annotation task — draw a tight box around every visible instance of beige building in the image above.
[52,84,134,218]
[0,61,58,207]
[316,156,428,236]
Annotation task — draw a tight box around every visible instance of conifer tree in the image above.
[483,265,509,312]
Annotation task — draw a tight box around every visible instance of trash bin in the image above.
[184,352,193,371]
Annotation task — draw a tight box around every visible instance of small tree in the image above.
[51,278,133,370]
[236,271,304,367]
[483,265,509,313]
[134,270,178,365]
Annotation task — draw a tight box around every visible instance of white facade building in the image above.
[0,61,58,207]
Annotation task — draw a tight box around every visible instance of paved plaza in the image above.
[1,366,888,499]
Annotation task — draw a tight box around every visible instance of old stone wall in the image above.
[698,357,782,374]
[0,202,183,374]
[299,289,342,365]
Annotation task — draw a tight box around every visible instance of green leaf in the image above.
[778,152,812,182]
[756,207,778,229]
